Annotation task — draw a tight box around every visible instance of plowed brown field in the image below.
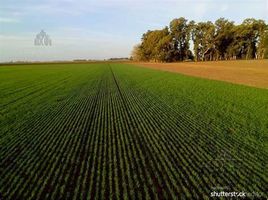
[133,60,268,88]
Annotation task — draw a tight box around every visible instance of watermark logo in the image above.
[34,30,52,46]
[203,149,243,172]
[188,131,244,173]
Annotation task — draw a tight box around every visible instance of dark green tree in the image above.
[169,17,193,61]
[132,17,267,62]
[214,18,235,60]
[258,28,268,59]
[138,28,170,61]
[191,21,215,61]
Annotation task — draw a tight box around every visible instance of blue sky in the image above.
[0,0,267,62]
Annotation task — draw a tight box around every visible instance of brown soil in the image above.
[131,60,268,89]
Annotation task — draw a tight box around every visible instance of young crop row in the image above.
[1,63,267,199]
[111,64,268,197]
[1,65,103,199]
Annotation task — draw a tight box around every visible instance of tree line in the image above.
[131,17,268,62]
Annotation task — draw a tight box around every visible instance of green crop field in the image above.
[1,63,267,199]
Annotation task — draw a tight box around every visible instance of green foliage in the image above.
[214,18,235,60]
[258,27,268,59]
[191,21,215,61]
[133,17,268,62]
[169,17,193,61]
[137,27,171,62]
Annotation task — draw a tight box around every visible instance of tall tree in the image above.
[191,21,215,61]
[138,27,170,61]
[133,17,267,62]
[258,28,268,59]
[236,19,267,59]
[155,34,173,62]
[169,17,193,61]
[214,18,235,60]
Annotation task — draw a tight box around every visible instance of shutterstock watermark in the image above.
[211,191,245,198]
[210,191,265,198]
[34,30,52,46]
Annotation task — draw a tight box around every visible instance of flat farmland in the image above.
[0,63,267,199]
[134,60,268,89]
